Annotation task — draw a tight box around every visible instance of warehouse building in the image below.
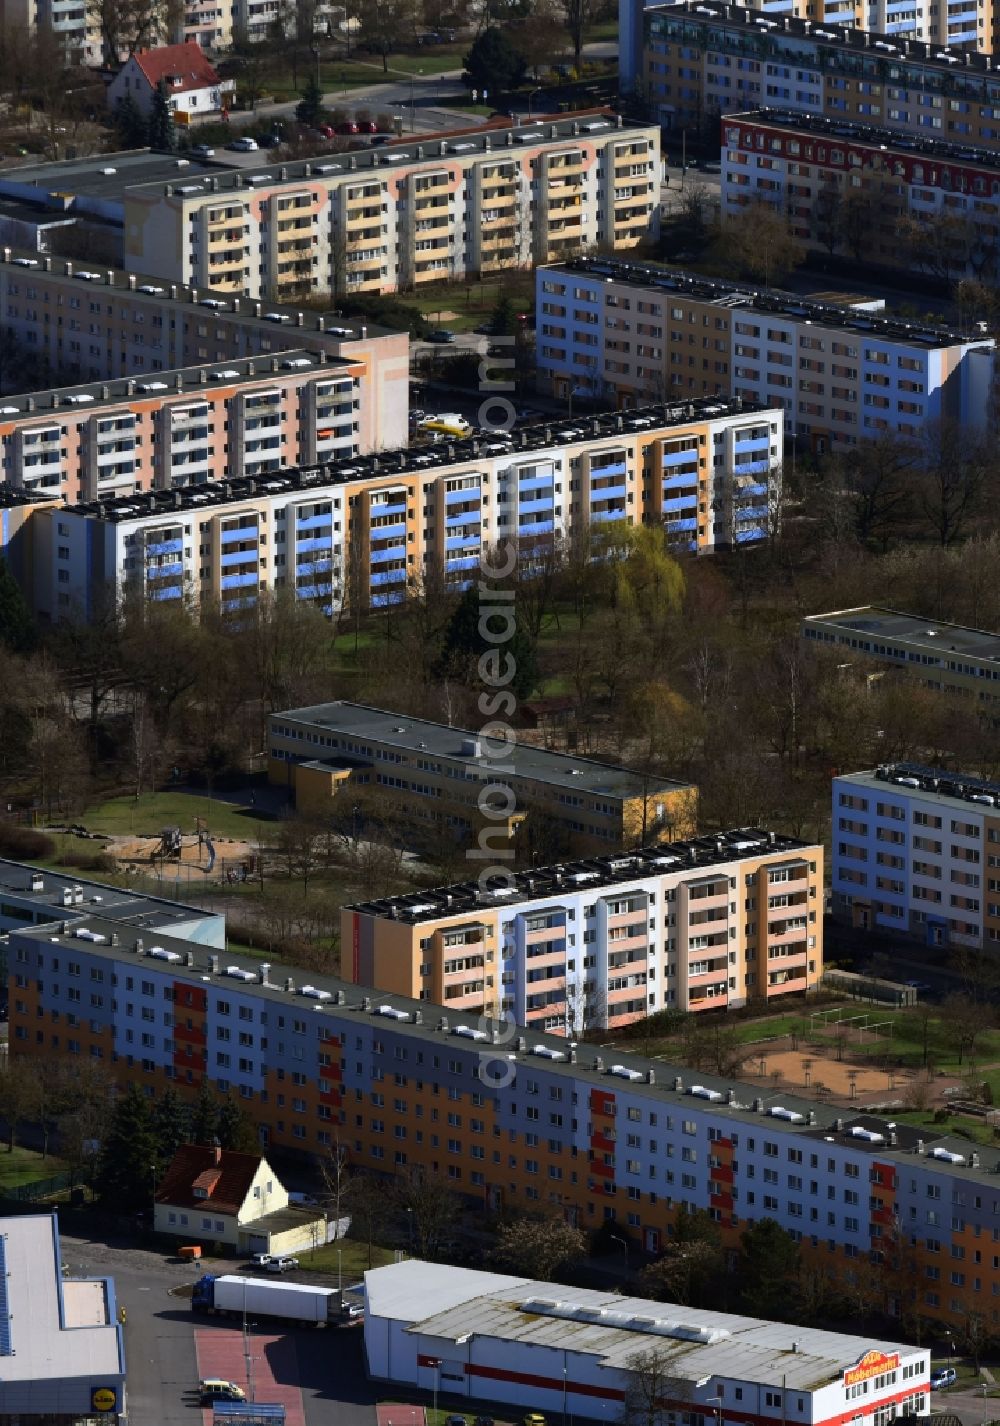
[536,258,992,450]
[365,1259,929,1426]
[6,915,1000,1327]
[833,762,1000,950]
[344,828,822,1029]
[0,1212,126,1422]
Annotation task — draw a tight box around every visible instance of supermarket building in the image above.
[364,1259,929,1426]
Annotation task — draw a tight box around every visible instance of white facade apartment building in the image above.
[119,115,660,298]
[0,349,360,504]
[535,257,993,450]
[833,762,1000,951]
[345,829,824,1032]
[26,399,783,621]
[0,247,409,454]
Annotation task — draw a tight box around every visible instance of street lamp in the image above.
[410,69,423,133]
[704,1395,723,1426]
[527,87,542,120]
[405,1206,414,1253]
[562,1350,569,1426]
[426,1357,442,1422]
[150,1163,157,1224]
[456,1334,472,1398]
[309,42,320,92]
[609,1231,629,1268]
[945,1332,954,1368]
[337,1246,342,1294]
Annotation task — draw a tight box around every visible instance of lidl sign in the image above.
[844,1351,900,1388]
[91,1386,118,1413]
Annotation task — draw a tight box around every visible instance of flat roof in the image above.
[0,246,400,343]
[732,106,1000,176]
[803,605,1000,662]
[0,148,231,201]
[367,1260,921,1389]
[277,699,697,804]
[1,115,653,208]
[349,828,809,924]
[0,484,53,508]
[0,1214,123,1383]
[839,762,1000,811]
[12,914,996,1184]
[0,349,354,426]
[545,257,986,349]
[64,397,776,524]
[0,855,224,931]
[647,0,1000,78]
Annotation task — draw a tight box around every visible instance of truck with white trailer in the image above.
[192,1274,340,1326]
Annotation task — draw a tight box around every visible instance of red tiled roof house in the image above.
[107,42,233,118]
[153,1143,293,1251]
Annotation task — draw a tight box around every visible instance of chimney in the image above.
[517,1035,526,1051]
[362,995,372,1010]
[285,976,295,992]
[185,951,194,967]
[213,1138,222,1165]
[439,1015,449,1031]
[594,1056,604,1071]
[128,275,136,290]
[674,1076,684,1092]
[259,962,271,986]
[209,954,219,973]
[917,1139,925,1155]
[647,1069,655,1084]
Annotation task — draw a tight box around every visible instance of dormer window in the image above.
[193,1186,208,1199]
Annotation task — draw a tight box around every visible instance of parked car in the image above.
[474,322,496,335]
[200,1380,246,1405]
[426,328,456,343]
[445,1416,467,1426]
[226,135,258,152]
[371,134,393,146]
[357,119,378,133]
[335,120,359,135]
[524,1415,547,1426]
[314,123,334,138]
[474,1416,495,1425]
[930,1369,957,1390]
[250,1252,271,1267]
[266,1255,300,1273]
[190,143,215,159]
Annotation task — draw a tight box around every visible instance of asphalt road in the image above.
[932,1382,997,1425]
[58,1229,376,1426]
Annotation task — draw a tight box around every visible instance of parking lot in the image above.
[59,1229,376,1426]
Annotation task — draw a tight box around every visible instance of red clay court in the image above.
[196,1326,306,1426]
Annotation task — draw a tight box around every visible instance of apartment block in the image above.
[631,0,1000,133]
[833,763,1000,950]
[19,399,785,621]
[269,701,697,854]
[0,118,658,300]
[536,258,992,449]
[722,110,1000,282]
[0,350,362,504]
[0,247,408,454]
[802,605,1000,712]
[9,916,999,1330]
[345,829,823,1031]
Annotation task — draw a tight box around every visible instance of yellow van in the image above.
[418,413,473,438]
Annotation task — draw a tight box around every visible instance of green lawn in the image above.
[300,1239,394,1278]
[80,792,264,843]
[0,1145,68,1189]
